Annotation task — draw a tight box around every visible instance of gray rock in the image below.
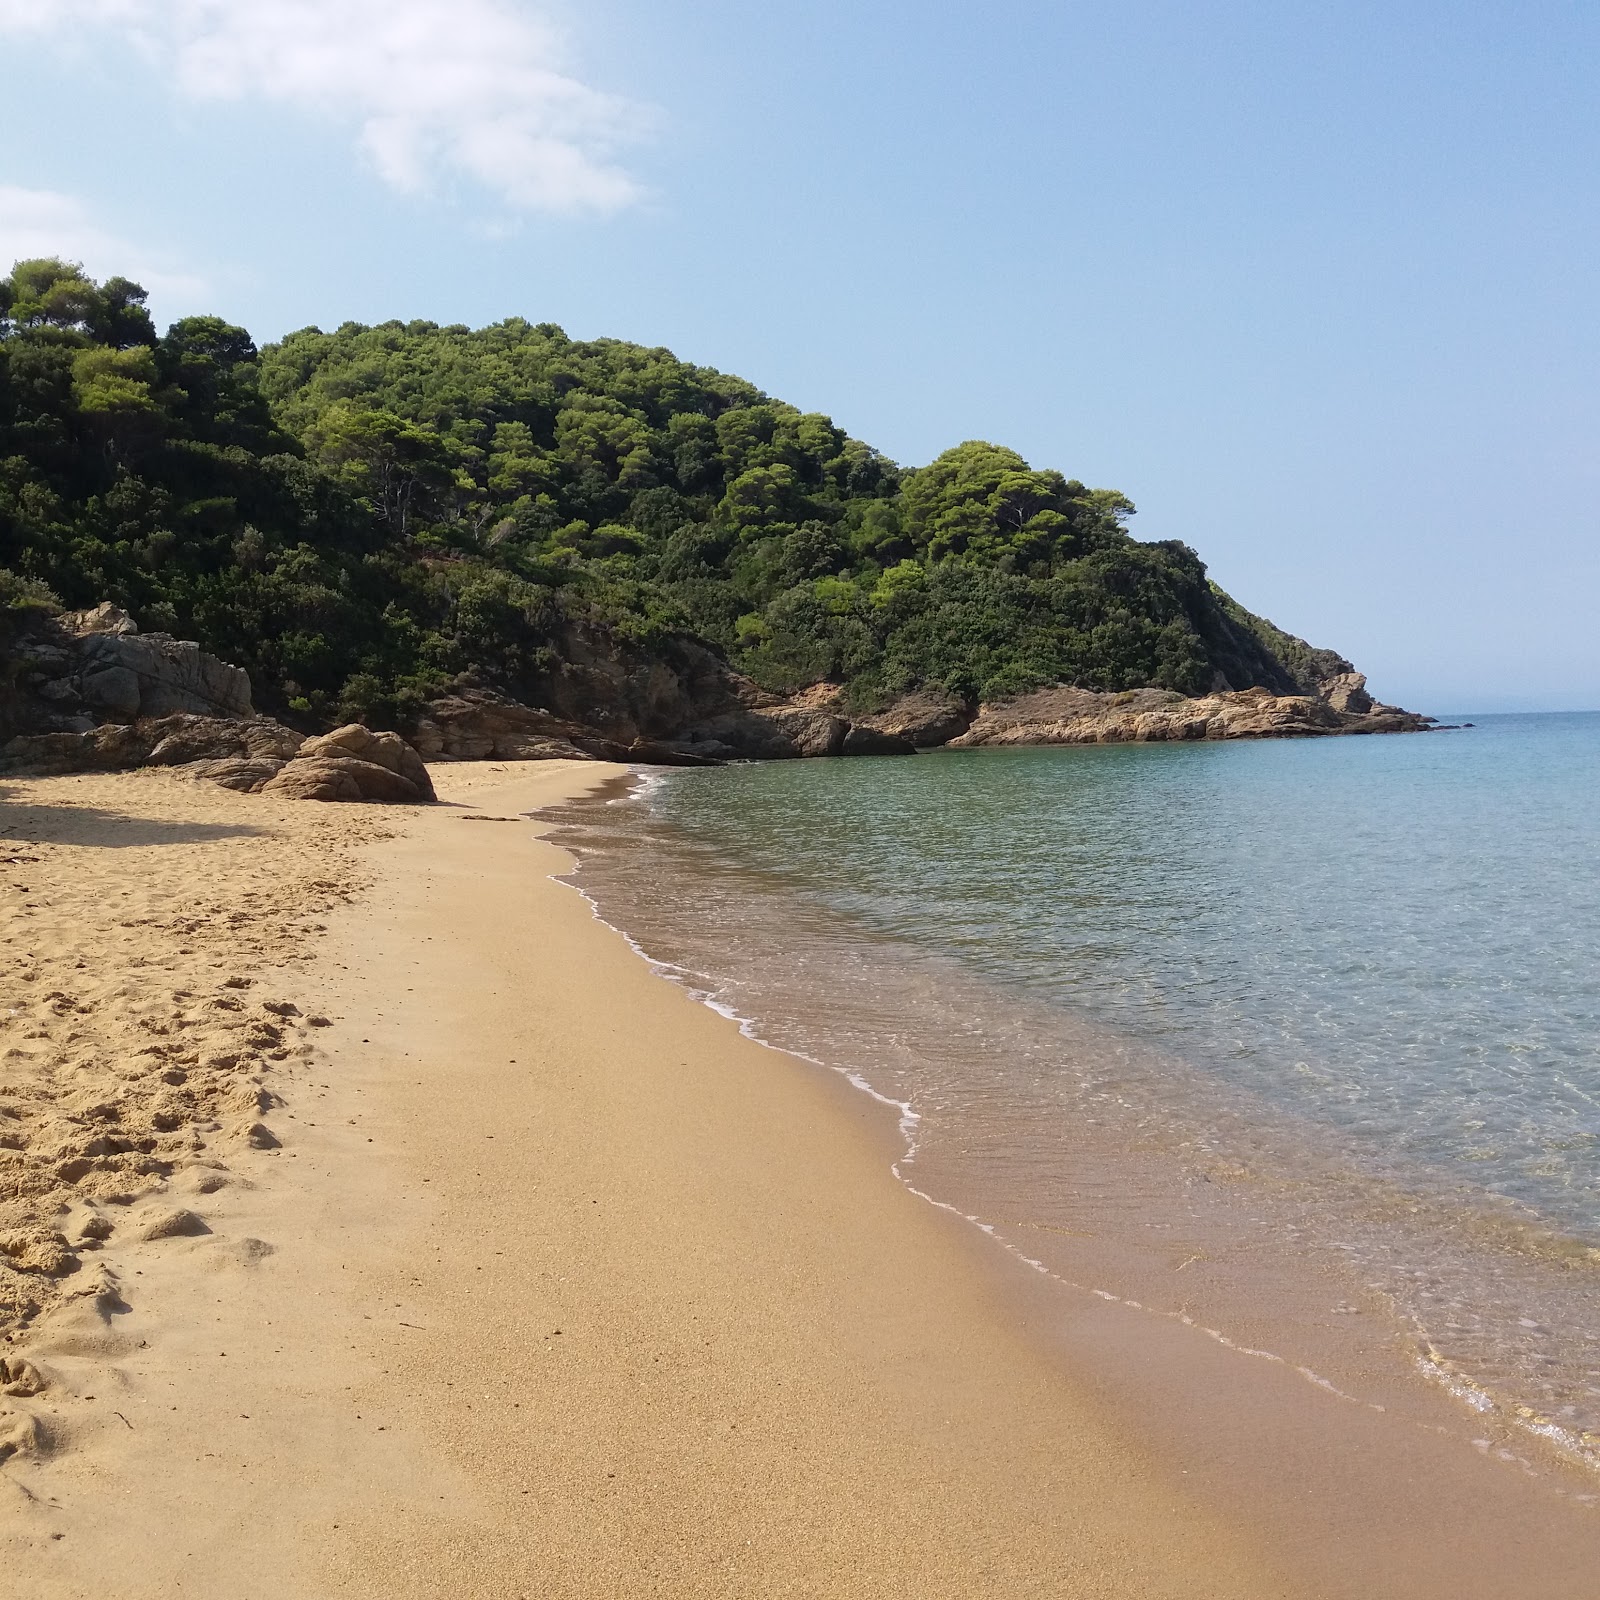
[76,631,253,720]
[79,664,142,719]
[59,601,139,636]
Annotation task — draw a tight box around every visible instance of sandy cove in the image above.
[0,759,1309,1597]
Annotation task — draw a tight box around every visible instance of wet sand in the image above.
[3,761,1295,1597]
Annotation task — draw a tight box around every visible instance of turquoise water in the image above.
[552,713,1600,1471]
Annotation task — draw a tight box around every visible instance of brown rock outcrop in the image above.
[750,707,848,758]
[259,725,437,804]
[412,688,722,767]
[1317,671,1374,715]
[849,690,974,748]
[181,757,291,793]
[949,685,1432,748]
[840,724,919,757]
[0,714,302,777]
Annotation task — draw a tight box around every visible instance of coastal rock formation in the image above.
[1,604,253,736]
[411,687,719,767]
[0,714,303,777]
[259,724,437,804]
[1,593,1433,779]
[850,690,975,748]
[947,685,1432,747]
[1317,671,1375,714]
[667,704,917,761]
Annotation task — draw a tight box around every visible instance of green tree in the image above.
[309,404,467,537]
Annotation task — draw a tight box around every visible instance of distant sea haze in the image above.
[551,711,1600,1500]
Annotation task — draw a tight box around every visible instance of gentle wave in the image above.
[537,717,1600,1490]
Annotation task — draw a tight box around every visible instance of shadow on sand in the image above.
[0,782,268,849]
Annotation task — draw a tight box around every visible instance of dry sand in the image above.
[0,760,1303,1598]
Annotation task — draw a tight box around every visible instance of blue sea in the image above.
[551,713,1600,1482]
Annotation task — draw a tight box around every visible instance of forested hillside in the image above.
[1,259,1347,730]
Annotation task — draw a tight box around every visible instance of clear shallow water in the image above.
[550,714,1600,1476]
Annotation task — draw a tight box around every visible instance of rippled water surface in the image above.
[551,713,1600,1473]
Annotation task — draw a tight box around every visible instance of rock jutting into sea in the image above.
[0,597,1435,785]
[941,680,1433,746]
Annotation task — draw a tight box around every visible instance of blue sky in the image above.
[3,0,1596,711]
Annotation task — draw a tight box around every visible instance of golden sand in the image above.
[1,761,1301,1597]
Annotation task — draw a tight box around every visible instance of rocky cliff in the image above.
[1,602,253,741]
[0,606,438,802]
[2,600,1435,782]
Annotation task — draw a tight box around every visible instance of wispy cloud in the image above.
[0,0,647,214]
[0,185,209,306]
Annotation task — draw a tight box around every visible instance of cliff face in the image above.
[1,603,254,744]
[411,629,1434,761]
[1,600,1434,779]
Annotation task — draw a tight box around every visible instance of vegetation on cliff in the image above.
[1,258,1347,728]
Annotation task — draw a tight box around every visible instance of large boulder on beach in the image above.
[259,725,436,804]
[296,725,434,791]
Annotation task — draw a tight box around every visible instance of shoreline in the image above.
[5,756,1598,1595]
[548,761,1600,1594]
[3,760,1294,1597]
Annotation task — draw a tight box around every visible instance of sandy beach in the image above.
[2,760,1304,1598]
[7,758,1600,1597]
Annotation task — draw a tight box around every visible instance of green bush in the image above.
[1,258,1331,725]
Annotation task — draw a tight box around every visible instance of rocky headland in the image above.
[0,599,1434,787]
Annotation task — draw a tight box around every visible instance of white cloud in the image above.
[0,0,646,214]
[0,185,209,305]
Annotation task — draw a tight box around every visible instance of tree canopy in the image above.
[1,260,1330,730]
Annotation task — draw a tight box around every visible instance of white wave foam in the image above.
[539,780,1600,1489]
